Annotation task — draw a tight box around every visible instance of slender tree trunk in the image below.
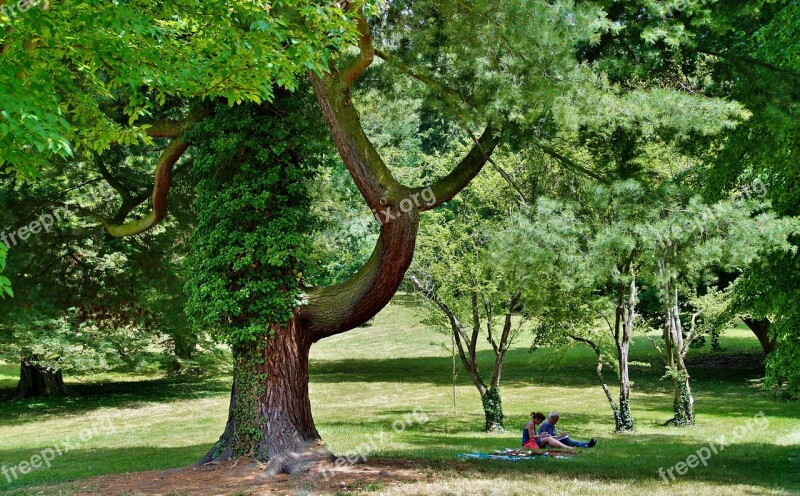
[609,269,636,432]
[616,275,636,431]
[570,335,624,430]
[200,318,326,474]
[12,358,69,399]
[663,282,694,426]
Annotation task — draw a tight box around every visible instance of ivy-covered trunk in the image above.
[12,358,68,399]
[480,386,504,432]
[616,350,635,432]
[200,320,326,473]
[185,100,330,471]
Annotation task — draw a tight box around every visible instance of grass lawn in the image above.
[1,295,798,495]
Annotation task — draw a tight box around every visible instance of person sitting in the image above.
[522,412,574,450]
[538,411,596,448]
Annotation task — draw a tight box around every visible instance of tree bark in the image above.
[480,387,504,433]
[663,282,694,426]
[743,317,777,354]
[200,319,328,474]
[12,358,69,400]
[607,266,636,432]
[616,275,636,432]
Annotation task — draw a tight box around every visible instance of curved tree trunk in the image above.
[202,212,420,472]
[743,317,776,355]
[12,359,69,400]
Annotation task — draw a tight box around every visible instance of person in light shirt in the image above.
[538,411,597,448]
[522,412,574,450]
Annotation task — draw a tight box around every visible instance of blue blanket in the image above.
[458,452,539,461]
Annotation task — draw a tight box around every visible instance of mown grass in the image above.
[1,295,798,495]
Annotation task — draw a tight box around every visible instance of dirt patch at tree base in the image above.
[34,459,430,495]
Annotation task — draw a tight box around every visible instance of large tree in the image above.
[1,0,752,473]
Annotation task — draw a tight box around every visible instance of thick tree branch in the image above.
[415,123,501,211]
[94,109,210,236]
[302,67,420,341]
[104,138,190,237]
[340,8,374,91]
[302,46,502,341]
[141,108,211,138]
[310,72,405,210]
[300,209,419,341]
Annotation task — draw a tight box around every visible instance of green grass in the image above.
[1,296,799,495]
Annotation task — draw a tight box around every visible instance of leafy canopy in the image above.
[0,0,359,176]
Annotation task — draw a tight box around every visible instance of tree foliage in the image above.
[184,99,321,346]
[0,243,10,299]
[0,0,359,176]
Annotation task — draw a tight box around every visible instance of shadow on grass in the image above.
[310,348,768,389]
[0,444,210,493]
[319,412,800,493]
[0,377,232,426]
[393,432,800,492]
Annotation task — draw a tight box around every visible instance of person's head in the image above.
[530,412,546,425]
[548,412,560,425]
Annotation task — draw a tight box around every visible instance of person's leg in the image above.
[562,437,590,448]
[540,437,574,450]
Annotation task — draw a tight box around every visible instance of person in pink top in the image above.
[522,412,574,450]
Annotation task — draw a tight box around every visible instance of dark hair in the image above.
[530,411,545,421]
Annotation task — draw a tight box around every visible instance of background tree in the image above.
[0,125,213,396]
[582,0,800,395]
[496,184,654,432]
[644,190,798,425]
[408,166,528,433]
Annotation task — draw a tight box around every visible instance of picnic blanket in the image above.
[458,448,578,461]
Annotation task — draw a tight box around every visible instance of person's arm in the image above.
[527,423,539,440]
